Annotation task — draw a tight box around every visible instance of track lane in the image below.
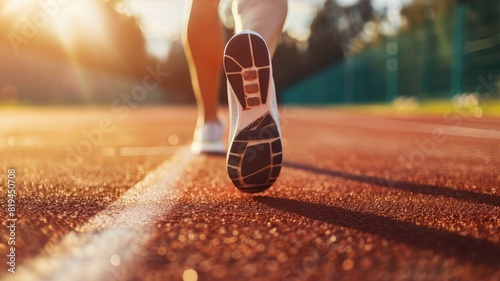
[1,106,499,281]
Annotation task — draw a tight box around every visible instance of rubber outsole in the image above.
[224,32,283,193]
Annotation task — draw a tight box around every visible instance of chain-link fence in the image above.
[282,0,500,105]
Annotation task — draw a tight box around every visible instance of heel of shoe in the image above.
[227,112,282,193]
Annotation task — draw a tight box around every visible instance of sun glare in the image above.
[1,0,114,102]
[2,0,107,45]
[51,1,107,45]
[1,0,35,15]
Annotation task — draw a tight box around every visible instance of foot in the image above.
[224,30,283,193]
[190,120,225,155]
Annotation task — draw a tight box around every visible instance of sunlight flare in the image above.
[2,0,108,46]
[50,1,107,46]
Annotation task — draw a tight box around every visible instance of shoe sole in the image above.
[224,32,283,193]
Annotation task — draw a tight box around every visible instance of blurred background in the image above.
[0,0,498,108]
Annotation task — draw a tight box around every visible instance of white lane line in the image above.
[102,146,184,156]
[294,109,500,140]
[8,147,194,281]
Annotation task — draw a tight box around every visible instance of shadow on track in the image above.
[284,162,500,207]
[253,196,500,267]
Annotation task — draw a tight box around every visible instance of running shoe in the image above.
[190,120,225,155]
[224,30,283,193]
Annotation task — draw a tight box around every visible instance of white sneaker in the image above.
[190,120,226,155]
[224,30,283,193]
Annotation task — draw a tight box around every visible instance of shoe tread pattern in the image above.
[224,33,270,110]
[227,112,282,193]
[224,32,281,193]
